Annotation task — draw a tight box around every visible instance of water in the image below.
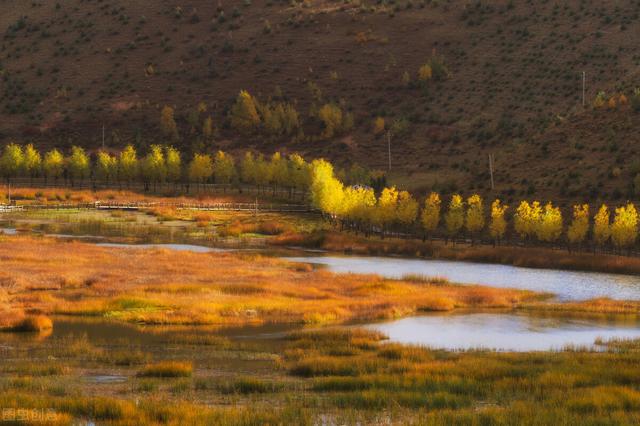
[286,255,640,302]
[2,315,638,353]
[364,312,640,351]
[96,242,227,253]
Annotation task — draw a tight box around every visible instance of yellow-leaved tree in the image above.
[593,204,611,249]
[118,145,139,187]
[288,154,311,195]
[341,185,376,234]
[310,159,344,219]
[465,194,485,243]
[160,105,179,141]
[230,90,261,134]
[421,192,441,240]
[95,151,117,184]
[396,190,419,231]
[165,146,182,184]
[240,152,257,186]
[375,187,399,237]
[536,202,563,243]
[67,146,90,186]
[43,149,64,184]
[373,117,385,135]
[611,203,638,251]
[188,153,213,188]
[567,204,590,248]
[23,144,41,182]
[514,201,541,242]
[489,199,508,244]
[445,194,464,241]
[213,151,236,189]
[0,143,24,182]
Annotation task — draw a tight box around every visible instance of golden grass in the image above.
[3,186,260,206]
[0,236,542,326]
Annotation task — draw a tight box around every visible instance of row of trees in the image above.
[0,143,314,192]
[2,142,639,252]
[308,160,640,251]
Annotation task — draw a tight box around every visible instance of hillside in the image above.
[1,0,640,203]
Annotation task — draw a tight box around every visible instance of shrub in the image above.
[6,315,53,332]
[137,361,193,378]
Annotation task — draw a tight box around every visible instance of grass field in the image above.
[0,235,545,328]
[1,326,640,425]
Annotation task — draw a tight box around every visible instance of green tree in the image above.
[165,146,182,185]
[288,154,311,195]
[188,153,213,187]
[240,152,257,186]
[230,90,261,134]
[160,106,179,141]
[95,151,117,184]
[269,152,289,191]
[202,117,214,140]
[43,149,64,184]
[141,145,166,190]
[0,143,24,182]
[213,151,236,189]
[118,145,139,187]
[67,146,90,186]
[254,154,271,191]
[23,144,41,182]
[318,104,352,139]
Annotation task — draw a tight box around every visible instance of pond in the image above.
[285,255,640,302]
[363,312,640,351]
[2,315,638,353]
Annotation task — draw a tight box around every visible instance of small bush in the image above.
[6,315,53,332]
[137,361,193,378]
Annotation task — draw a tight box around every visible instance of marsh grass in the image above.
[137,361,193,378]
[2,327,640,424]
[3,315,53,332]
[0,236,544,327]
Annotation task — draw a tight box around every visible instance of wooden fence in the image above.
[0,201,315,214]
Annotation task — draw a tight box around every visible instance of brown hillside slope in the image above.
[1,0,639,202]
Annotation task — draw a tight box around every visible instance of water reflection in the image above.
[364,312,640,351]
[95,243,227,253]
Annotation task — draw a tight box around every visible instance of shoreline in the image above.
[273,230,640,276]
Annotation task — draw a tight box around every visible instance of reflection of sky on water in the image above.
[287,255,640,301]
[365,312,640,351]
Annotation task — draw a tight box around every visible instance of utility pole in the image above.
[386,131,392,172]
[102,124,106,150]
[488,154,495,191]
[582,71,586,108]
